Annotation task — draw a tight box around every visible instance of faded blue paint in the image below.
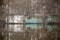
[25,18,43,23]
[25,18,57,30]
[25,19,43,29]
[25,19,38,23]
[26,24,43,29]
[25,19,38,29]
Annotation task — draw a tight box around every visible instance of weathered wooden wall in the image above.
[0,0,60,40]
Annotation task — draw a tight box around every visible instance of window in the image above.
[46,16,57,31]
[6,14,44,32]
[8,15,24,23]
[25,15,43,29]
[6,15,24,32]
[8,24,23,32]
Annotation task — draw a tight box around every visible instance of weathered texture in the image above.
[0,0,60,19]
[5,0,60,15]
[0,0,7,20]
[2,0,60,40]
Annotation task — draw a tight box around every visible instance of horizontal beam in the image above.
[6,23,43,24]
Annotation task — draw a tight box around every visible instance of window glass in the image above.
[14,15,24,23]
[46,16,57,31]
[8,16,14,23]
[8,24,23,32]
[8,15,24,23]
[25,16,43,29]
